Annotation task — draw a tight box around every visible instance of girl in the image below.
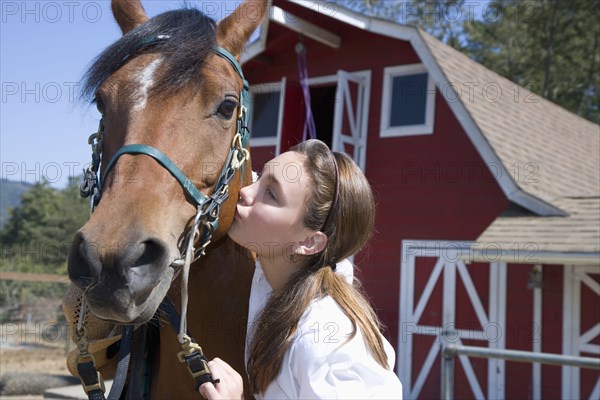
[201,139,402,399]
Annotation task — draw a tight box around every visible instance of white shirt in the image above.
[246,260,403,399]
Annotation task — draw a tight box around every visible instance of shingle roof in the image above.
[419,31,599,255]
[475,197,600,254]
[419,30,600,205]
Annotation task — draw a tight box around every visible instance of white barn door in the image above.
[331,70,370,172]
[399,240,507,399]
[563,265,600,400]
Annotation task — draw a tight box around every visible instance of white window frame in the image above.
[380,63,435,138]
[249,78,285,151]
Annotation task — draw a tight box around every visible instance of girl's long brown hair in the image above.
[246,139,388,394]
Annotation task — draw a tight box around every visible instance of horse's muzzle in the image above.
[67,230,172,323]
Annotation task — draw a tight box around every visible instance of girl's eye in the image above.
[266,187,276,200]
[216,100,238,119]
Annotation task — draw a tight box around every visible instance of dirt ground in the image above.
[0,343,69,376]
[0,321,71,376]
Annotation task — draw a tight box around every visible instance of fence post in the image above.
[441,345,455,400]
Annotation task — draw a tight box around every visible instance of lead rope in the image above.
[178,205,204,343]
[171,132,249,391]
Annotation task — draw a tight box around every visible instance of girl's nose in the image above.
[238,183,254,205]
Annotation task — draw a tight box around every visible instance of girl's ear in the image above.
[295,232,328,256]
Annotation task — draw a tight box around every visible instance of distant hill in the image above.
[0,180,32,228]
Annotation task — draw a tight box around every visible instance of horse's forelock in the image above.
[81,7,216,103]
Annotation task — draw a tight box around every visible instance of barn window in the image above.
[380,64,435,137]
[249,80,285,147]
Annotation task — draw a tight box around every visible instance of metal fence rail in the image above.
[441,344,600,399]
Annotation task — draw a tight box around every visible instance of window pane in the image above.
[390,73,428,127]
[251,91,280,138]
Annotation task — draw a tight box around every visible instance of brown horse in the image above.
[65,0,267,398]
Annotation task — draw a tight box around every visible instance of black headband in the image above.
[321,151,340,233]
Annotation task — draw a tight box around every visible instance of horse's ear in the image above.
[112,0,148,35]
[217,0,268,57]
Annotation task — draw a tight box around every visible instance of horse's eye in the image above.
[95,95,105,115]
[216,100,238,120]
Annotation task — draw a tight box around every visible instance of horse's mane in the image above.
[81,7,216,102]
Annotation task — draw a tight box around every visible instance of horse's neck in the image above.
[151,236,256,399]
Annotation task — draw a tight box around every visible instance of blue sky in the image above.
[1,1,241,188]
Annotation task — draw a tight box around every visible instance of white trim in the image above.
[457,261,489,327]
[380,63,436,137]
[332,70,371,172]
[458,246,600,265]
[590,380,600,400]
[248,78,285,152]
[458,346,486,399]
[563,266,577,399]
[562,265,600,400]
[270,6,341,48]
[412,341,440,397]
[509,189,566,217]
[532,265,543,400]
[412,258,444,322]
[489,262,507,399]
[398,242,415,392]
[564,265,582,399]
[288,0,369,29]
[399,240,507,399]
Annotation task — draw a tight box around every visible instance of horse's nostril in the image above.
[115,238,170,284]
[68,231,102,288]
[128,239,168,270]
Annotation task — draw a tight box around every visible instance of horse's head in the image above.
[67,0,267,324]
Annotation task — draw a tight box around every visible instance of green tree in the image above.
[463,0,599,123]
[0,178,89,306]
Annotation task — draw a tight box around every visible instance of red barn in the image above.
[240,1,600,398]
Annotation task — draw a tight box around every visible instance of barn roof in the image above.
[418,31,599,259]
[474,197,600,259]
[419,31,600,205]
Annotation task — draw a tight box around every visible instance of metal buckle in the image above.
[75,333,106,395]
[238,102,247,119]
[80,372,106,395]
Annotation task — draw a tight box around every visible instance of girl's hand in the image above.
[199,358,244,400]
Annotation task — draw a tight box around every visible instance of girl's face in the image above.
[228,151,314,261]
